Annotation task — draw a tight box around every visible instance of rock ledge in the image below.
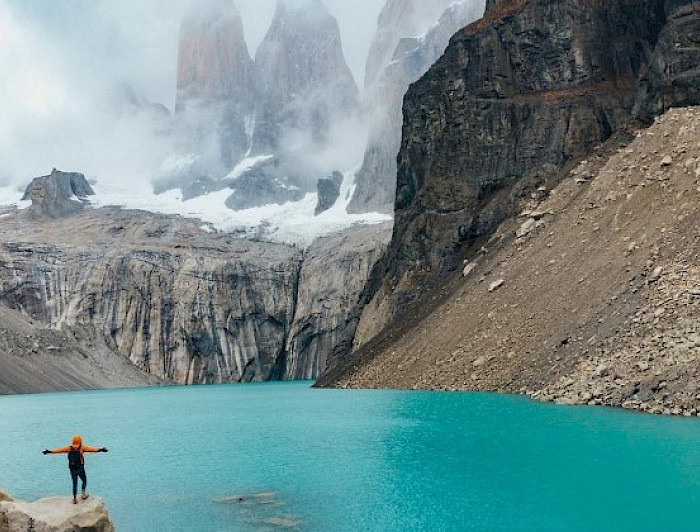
[0,490,114,532]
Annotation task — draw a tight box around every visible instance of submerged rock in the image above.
[0,491,114,532]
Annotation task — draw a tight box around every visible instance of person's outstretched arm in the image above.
[82,445,108,453]
[43,446,71,454]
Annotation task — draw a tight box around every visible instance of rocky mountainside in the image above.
[320,106,700,416]
[0,489,114,532]
[348,0,485,214]
[318,0,700,413]
[362,0,459,92]
[162,0,360,212]
[0,180,390,389]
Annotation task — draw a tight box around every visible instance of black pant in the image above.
[70,466,87,498]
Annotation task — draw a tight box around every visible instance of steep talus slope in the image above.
[321,106,700,415]
[0,201,389,390]
[357,0,666,338]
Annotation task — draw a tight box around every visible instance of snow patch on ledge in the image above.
[0,169,391,247]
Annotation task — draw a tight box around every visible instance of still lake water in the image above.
[1,381,699,531]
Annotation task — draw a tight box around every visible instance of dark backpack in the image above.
[68,446,82,469]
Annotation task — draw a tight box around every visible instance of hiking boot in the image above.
[81,492,89,500]
[73,498,78,504]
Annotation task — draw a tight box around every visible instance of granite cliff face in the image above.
[362,0,458,92]
[348,0,485,214]
[170,0,255,183]
[352,0,668,342]
[164,0,361,208]
[251,0,359,157]
[0,196,389,387]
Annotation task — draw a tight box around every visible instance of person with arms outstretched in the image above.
[43,435,108,504]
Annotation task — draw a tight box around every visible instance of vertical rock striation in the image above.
[284,223,392,379]
[0,201,389,385]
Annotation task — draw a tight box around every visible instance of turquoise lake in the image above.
[1,382,699,531]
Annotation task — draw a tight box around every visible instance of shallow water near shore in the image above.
[1,382,700,531]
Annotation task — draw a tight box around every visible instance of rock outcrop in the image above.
[251,0,359,156]
[21,170,94,218]
[348,0,485,214]
[225,158,305,210]
[635,0,700,122]
[0,491,114,532]
[314,171,343,215]
[171,0,255,182]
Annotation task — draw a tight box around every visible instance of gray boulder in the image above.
[0,492,114,532]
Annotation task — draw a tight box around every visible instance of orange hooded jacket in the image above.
[49,435,100,465]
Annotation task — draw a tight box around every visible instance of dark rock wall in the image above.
[346,0,684,352]
[635,0,700,122]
